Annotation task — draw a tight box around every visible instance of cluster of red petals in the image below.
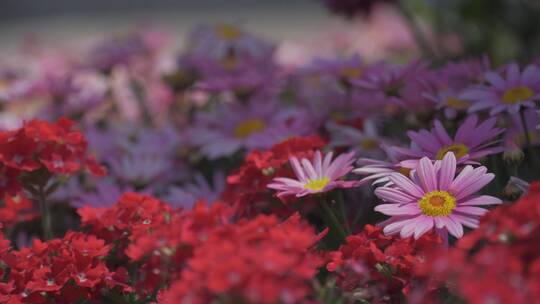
[412,182,540,303]
[79,192,233,295]
[158,213,326,304]
[327,225,441,303]
[0,231,128,303]
[0,118,106,196]
[0,193,37,229]
[223,135,326,214]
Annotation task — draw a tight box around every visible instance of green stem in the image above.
[519,108,531,148]
[37,186,53,240]
[335,191,351,235]
[396,1,435,59]
[318,200,347,244]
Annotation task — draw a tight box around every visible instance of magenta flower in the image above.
[374,153,501,239]
[268,151,357,198]
[396,115,504,168]
[462,63,540,115]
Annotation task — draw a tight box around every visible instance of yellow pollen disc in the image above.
[360,138,379,150]
[502,86,534,104]
[215,25,242,40]
[436,143,469,160]
[234,118,266,138]
[418,190,456,217]
[339,67,362,79]
[398,167,412,177]
[445,97,470,109]
[304,177,330,191]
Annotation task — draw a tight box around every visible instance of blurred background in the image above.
[1,0,540,64]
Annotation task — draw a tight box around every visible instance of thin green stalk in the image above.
[335,191,351,235]
[318,200,347,244]
[519,108,532,148]
[37,185,53,240]
[396,1,436,59]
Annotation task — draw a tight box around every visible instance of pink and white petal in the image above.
[450,214,479,229]
[301,158,318,180]
[290,157,307,183]
[314,151,323,177]
[454,172,494,200]
[375,203,421,216]
[454,206,489,216]
[389,173,424,198]
[416,157,438,192]
[413,216,434,239]
[375,187,417,204]
[460,195,502,206]
[441,216,464,238]
[438,152,456,190]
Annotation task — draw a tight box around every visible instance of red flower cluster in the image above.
[327,225,441,303]
[79,192,233,295]
[158,213,326,304]
[0,118,105,196]
[223,135,326,214]
[0,193,37,229]
[0,231,128,303]
[412,182,540,303]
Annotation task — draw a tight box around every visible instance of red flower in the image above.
[0,117,106,195]
[223,135,326,215]
[158,213,326,304]
[1,231,127,303]
[327,225,440,303]
[0,193,38,228]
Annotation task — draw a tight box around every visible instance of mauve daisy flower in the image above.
[375,153,502,239]
[353,145,412,185]
[462,63,540,115]
[396,115,504,168]
[505,109,540,148]
[187,99,312,159]
[268,151,357,198]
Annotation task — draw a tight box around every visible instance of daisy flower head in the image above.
[374,152,502,239]
[396,114,504,168]
[268,150,358,198]
[462,63,540,115]
[187,99,312,159]
[326,119,388,159]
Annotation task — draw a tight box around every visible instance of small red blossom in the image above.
[412,182,540,303]
[327,224,441,303]
[158,213,325,304]
[223,135,326,215]
[0,231,127,303]
[0,193,38,229]
[0,117,106,196]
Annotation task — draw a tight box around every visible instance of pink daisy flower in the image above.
[267,151,357,198]
[462,63,540,115]
[374,153,502,239]
[395,115,504,168]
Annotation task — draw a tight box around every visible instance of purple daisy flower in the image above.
[187,99,312,159]
[326,119,390,159]
[396,115,504,168]
[353,144,412,185]
[182,24,275,75]
[267,150,357,198]
[164,171,225,210]
[374,153,501,239]
[462,63,540,115]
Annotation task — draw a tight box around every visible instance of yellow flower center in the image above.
[436,143,469,160]
[304,177,330,191]
[360,138,379,150]
[234,118,266,138]
[445,97,470,109]
[215,25,242,40]
[418,190,456,217]
[339,67,362,79]
[502,86,534,104]
[398,167,412,177]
